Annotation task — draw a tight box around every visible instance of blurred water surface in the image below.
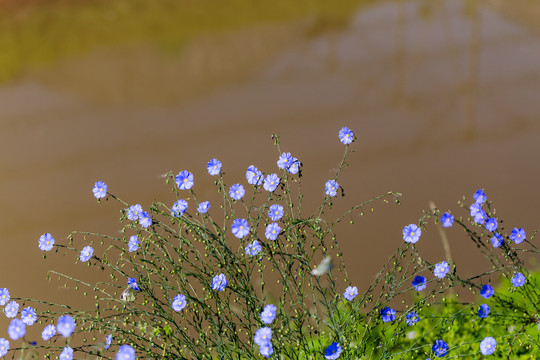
[1,0,540,314]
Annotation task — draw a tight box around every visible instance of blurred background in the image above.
[1,0,540,319]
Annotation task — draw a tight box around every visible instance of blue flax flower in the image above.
[60,347,73,360]
[128,235,139,252]
[172,294,187,312]
[339,127,354,145]
[406,311,419,325]
[434,261,450,279]
[478,304,490,319]
[480,336,496,356]
[126,204,143,221]
[261,304,277,324]
[197,201,210,214]
[105,334,113,350]
[80,246,94,262]
[277,152,293,170]
[264,174,280,192]
[116,344,135,360]
[0,289,9,306]
[268,204,284,221]
[510,228,526,244]
[380,307,396,322]
[139,212,152,228]
[254,327,272,346]
[171,199,188,217]
[473,189,487,204]
[265,223,281,241]
[212,274,227,292]
[491,234,503,248]
[474,210,487,225]
[21,307,37,326]
[511,272,526,287]
[0,338,9,357]
[8,319,25,340]
[485,218,498,232]
[325,180,339,197]
[229,184,245,200]
[92,181,107,199]
[440,213,454,228]
[325,342,342,359]
[403,224,421,244]
[469,203,482,217]
[480,284,494,299]
[432,340,449,357]
[259,342,273,358]
[246,165,263,186]
[207,159,222,176]
[175,171,194,190]
[343,286,358,301]
[128,277,141,291]
[41,324,56,341]
[412,276,427,291]
[245,240,262,256]
[4,301,18,318]
[232,218,250,239]
[57,315,75,337]
[39,233,55,251]
[287,157,301,174]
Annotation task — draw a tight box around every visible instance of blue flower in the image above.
[93,181,107,199]
[432,340,449,357]
[245,240,262,256]
[259,342,273,358]
[469,203,482,217]
[473,189,487,204]
[175,171,194,190]
[105,334,113,350]
[261,304,277,324]
[480,336,496,356]
[232,218,250,239]
[229,184,245,201]
[325,180,339,197]
[139,212,152,228]
[434,261,450,279]
[59,347,73,360]
[268,204,284,221]
[480,284,494,299]
[343,286,358,301]
[412,276,427,291]
[0,338,9,357]
[403,224,421,244]
[265,223,281,241]
[21,307,37,326]
[197,201,210,214]
[8,319,25,340]
[263,174,280,192]
[128,277,141,291]
[171,199,188,217]
[126,204,143,221]
[116,344,135,360]
[511,272,526,287]
[324,342,342,359]
[41,324,56,341]
[510,228,526,244]
[128,235,139,252]
[440,213,454,228]
[478,304,490,319]
[338,127,354,145]
[39,233,55,251]
[277,152,293,170]
[212,273,227,292]
[474,210,487,225]
[172,294,187,312]
[406,311,419,325]
[485,218,498,232]
[491,234,503,248]
[287,157,301,174]
[0,289,9,306]
[207,159,222,176]
[80,246,94,262]
[246,165,263,186]
[57,315,75,337]
[380,307,396,322]
[254,327,272,346]
[4,301,18,318]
